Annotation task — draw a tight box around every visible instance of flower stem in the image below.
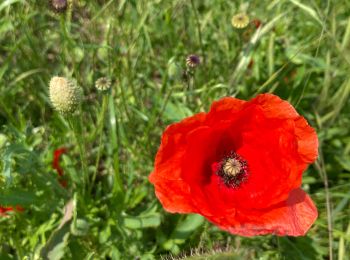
[68,114,88,193]
[108,95,124,204]
[190,0,205,63]
[315,152,333,260]
[89,94,109,193]
[12,234,24,259]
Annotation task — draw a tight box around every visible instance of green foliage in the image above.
[0,0,350,259]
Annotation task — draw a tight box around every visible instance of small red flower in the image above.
[53,148,67,176]
[0,206,13,215]
[52,147,68,187]
[149,94,318,236]
[0,205,24,216]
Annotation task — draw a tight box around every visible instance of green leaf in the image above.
[162,100,193,122]
[47,233,70,260]
[0,190,36,206]
[288,0,323,26]
[40,200,75,260]
[71,219,90,236]
[0,0,24,12]
[40,224,70,260]
[123,212,161,229]
[170,214,204,244]
[279,236,322,259]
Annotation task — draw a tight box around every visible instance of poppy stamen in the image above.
[217,152,248,188]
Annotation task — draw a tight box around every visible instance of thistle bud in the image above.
[49,76,82,115]
[186,54,201,69]
[49,0,69,13]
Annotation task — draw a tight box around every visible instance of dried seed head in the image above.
[217,152,249,188]
[186,54,201,68]
[231,13,250,29]
[49,0,73,14]
[223,158,242,177]
[49,76,82,115]
[95,77,111,91]
[50,0,68,13]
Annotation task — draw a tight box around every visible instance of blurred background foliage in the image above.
[0,0,350,259]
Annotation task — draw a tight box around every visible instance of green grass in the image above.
[1,0,350,259]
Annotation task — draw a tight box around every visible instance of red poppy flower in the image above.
[52,147,68,187]
[149,94,318,236]
[0,206,13,215]
[0,205,24,216]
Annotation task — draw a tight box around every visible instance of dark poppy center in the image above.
[216,152,248,188]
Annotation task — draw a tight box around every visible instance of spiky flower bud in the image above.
[49,76,82,114]
[186,54,201,68]
[95,77,111,91]
[49,0,69,13]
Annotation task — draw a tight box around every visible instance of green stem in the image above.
[89,95,109,193]
[190,0,205,63]
[78,115,88,191]
[68,115,88,193]
[315,150,333,260]
[108,95,124,203]
[13,234,24,259]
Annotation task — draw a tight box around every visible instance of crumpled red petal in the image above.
[149,112,206,213]
[210,188,318,236]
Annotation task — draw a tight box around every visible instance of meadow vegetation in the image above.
[0,0,350,259]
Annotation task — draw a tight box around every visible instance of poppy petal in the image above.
[149,112,206,213]
[250,94,318,163]
[212,188,317,236]
[295,117,318,163]
[250,93,299,119]
[206,97,246,124]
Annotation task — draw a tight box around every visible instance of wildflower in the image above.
[186,54,201,68]
[49,0,69,13]
[149,94,318,236]
[0,206,13,215]
[53,147,67,177]
[95,77,111,91]
[0,205,24,216]
[49,76,82,115]
[231,13,250,29]
[52,147,68,187]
